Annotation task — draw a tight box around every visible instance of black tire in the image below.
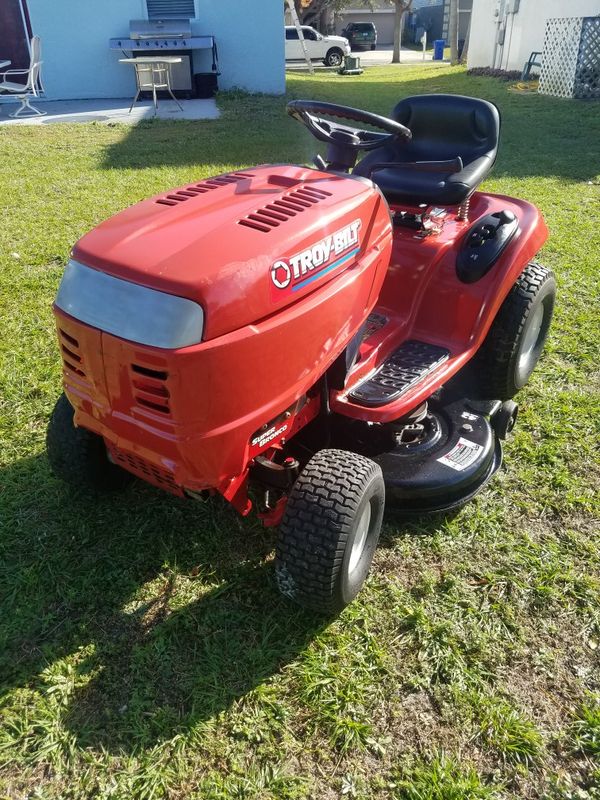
[371,44,377,50]
[476,262,556,400]
[324,48,344,67]
[46,393,133,492]
[275,449,385,614]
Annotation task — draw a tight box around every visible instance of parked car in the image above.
[285,25,350,67]
[342,21,377,50]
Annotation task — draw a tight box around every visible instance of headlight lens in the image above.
[55,260,204,348]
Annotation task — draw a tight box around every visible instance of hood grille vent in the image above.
[238,185,332,233]
[156,172,255,207]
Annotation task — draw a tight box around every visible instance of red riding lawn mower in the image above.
[48,94,556,614]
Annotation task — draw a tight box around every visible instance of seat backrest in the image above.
[25,36,42,92]
[392,94,500,163]
[30,35,42,68]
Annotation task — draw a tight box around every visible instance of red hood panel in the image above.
[71,165,387,340]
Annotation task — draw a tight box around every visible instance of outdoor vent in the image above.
[146,0,195,20]
[111,448,179,492]
[237,185,332,233]
[131,363,171,414]
[155,172,255,207]
[59,329,86,378]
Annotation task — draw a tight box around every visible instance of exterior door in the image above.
[301,28,321,59]
[0,0,32,72]
[285,27,303,60]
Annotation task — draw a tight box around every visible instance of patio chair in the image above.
[521,51,542,81]
[129,60,183,115]
[0,35,45,118]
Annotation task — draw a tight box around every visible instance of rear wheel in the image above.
[371,44,377,50]
[47,393,133,492]
[275,449,385,614]
[324,48,344,67]
[476,262,556,400]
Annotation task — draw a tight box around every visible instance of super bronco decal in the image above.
[270,219,361,297]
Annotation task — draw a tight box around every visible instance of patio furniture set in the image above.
[0,35,184,118]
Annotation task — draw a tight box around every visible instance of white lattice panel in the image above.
[539,17,583,98]
[576,17,600,100]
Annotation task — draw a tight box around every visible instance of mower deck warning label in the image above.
[437,437,484,471]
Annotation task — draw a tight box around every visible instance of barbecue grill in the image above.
[109,19,217,97]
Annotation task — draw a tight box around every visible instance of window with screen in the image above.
[146,0,195,19]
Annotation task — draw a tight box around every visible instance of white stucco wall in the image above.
[24,0,285,100]
[467,0,600,72]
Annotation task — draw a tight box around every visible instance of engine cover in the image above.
[71,165,392,341]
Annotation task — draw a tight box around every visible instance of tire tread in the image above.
[475,261,555,399]
[275,449,383,613]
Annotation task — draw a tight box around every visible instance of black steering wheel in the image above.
[287,99,412,151]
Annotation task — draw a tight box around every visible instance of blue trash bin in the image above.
[433,39,445,60]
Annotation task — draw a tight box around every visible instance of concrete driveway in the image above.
[285,46,434,72]
[352,46,433,65]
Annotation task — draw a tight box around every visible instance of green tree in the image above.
[290,0,372,26]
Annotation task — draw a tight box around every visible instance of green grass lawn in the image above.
[1,64,599,799]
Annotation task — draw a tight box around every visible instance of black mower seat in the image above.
[354,94,500,207]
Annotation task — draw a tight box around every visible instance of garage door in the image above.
[336,12,396,45]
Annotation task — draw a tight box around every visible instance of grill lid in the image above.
[129,18,191,38]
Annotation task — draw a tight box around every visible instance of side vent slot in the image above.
[59,329,79,348]
[131,364,168,380]
[62,345,81,364]
[59,329,86,378]
[131,364,170,414]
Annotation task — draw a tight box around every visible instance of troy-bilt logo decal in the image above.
[270,219,361,295]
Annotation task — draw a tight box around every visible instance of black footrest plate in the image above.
[348,340,450,407]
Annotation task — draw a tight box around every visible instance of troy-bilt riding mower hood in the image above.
[49,95,555,614]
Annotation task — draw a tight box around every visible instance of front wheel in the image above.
[275,449,385,614]
[47,393,133,492]
[476,262,556,400]
[324,48,344,67]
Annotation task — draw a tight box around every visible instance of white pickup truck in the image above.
[285,26,351,67]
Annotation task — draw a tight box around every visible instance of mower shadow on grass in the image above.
[0,450,453,755]
[0,453,330,754]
